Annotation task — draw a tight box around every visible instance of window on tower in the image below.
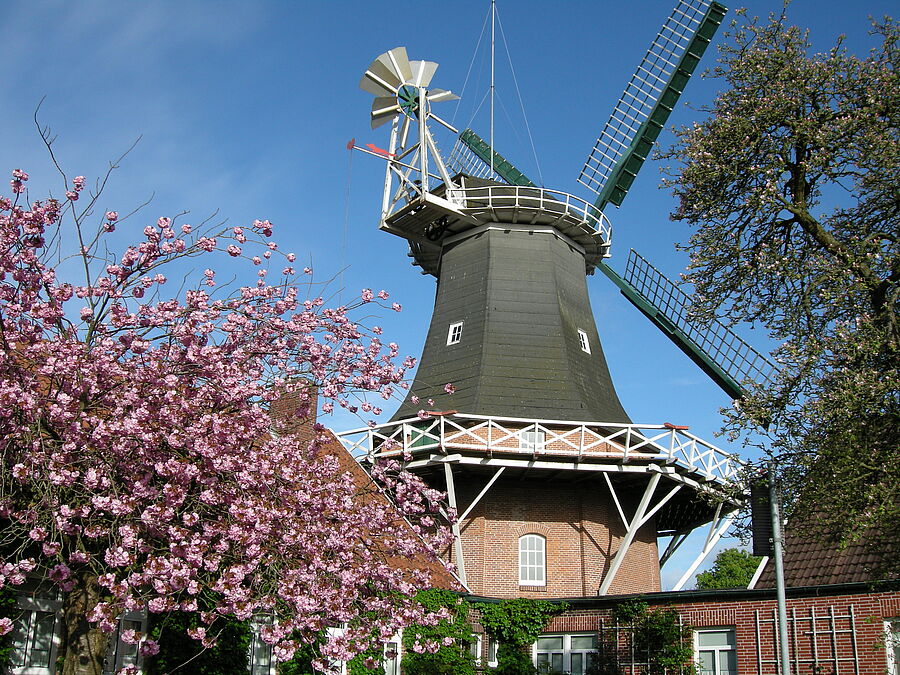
[519,533,546,586]
[447,321,464,345]
[578,328,591,354]
[520,428,545,452]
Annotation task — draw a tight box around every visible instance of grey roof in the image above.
[393,224,630,423]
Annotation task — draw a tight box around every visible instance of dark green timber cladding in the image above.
[393,227,631,422]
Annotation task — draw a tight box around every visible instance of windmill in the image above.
[340,0,761,597]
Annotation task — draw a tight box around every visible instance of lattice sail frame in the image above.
[578,0,726,211]
[623,250,778,392]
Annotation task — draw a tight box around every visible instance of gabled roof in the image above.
[755,527,897,588]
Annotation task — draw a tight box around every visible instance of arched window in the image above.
[519,534,546,586]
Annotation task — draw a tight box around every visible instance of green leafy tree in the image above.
[695,548,761,590]
[661,9,900,575]
[401,589,475,675]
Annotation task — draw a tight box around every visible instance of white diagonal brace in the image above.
[598,473,661,595]
[460,467,505,522]
[671,508,736,591]
[659,531,690,568]
[443,462,467,586]
[604,472,628,528]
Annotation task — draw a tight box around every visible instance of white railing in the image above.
[449,185,613,247]
[336,413,744,485]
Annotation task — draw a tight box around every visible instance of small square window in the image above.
[520,429,545,452]
[578,329,591,354]
[447,321,463,345]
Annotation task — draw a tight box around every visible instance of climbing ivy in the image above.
[478,598,568,675]
[401,589,476,675]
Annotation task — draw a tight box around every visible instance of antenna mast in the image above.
[490,0,495,173]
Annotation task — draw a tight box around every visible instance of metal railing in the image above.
[336,413,743,485]
[446,185,613,247]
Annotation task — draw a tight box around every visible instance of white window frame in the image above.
[578,328,591,354]
[104,609,147,675]
[9,582,61,675]
[533,634,598,675]
[694,627,737,675]
[886,619,900,675]
[470,633,483,666]
[446,321,463,345]
[487,637,499,668]
[518,533,546,586]
[249,619,275,675]
[519,428,545,451]
[383,637,401,675]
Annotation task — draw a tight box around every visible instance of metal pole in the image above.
[770,460,791,675]
[490,0,495,173]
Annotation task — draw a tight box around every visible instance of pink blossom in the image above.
[361,288,374,302]
[391,302,402,312]
[66,190,79,201]
[0,618,12,636]
[139,639,160,657]
[0,166,452,668]
[227,244,242,257]
[444,383,456,395]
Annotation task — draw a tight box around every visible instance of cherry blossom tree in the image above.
[0,162,452,674]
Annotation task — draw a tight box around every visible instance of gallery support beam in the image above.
[599,473,685,595]
[443,462,468,587]
[671,504,736,590]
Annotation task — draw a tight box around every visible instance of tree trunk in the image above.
[59,570,110,675]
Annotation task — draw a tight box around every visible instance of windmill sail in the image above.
[447,129,536,187]
[600,250,777,400]
[579,0,727,211]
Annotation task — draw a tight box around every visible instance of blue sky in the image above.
[3,0,894,589]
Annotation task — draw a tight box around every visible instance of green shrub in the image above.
[143,612,251,675]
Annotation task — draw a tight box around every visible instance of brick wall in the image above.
[453,476,661,598]
[523,586,900,675]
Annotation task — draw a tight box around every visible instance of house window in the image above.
[534,634,597,675]
[487,637,499,667]
[9,580,61,674]
[447,321,463,345]
[519,428,545,451]
[383,640,400,675]
[9,610,56,670]
[470,634,483,665]
[519,534,546,586]
[536,636,564,672]
[695,628,737,675]
[249,621,274,675]
[887,619,900,675]
[106,614,146,673]
[578,329,591,354]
